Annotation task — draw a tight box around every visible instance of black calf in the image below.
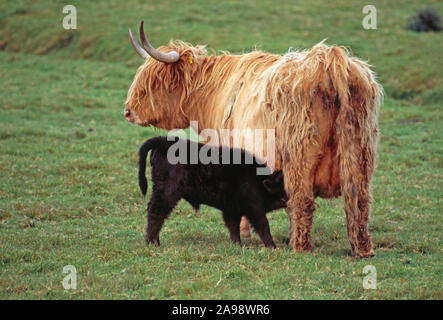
[138,136,287,248]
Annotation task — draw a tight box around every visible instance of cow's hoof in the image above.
[292,242,313,252]
[354,250,375,259]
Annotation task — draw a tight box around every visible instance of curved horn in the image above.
[129,28,148,59]
[139,21,180,63]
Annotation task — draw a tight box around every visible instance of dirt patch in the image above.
[398,119,424,124]
[35,32,74,55]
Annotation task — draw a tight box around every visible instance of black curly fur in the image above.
[138,136,287,248]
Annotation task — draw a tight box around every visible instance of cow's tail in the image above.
[138,136,165,196]
[327,46,381,256]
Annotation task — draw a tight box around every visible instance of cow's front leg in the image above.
[285,194,315,252]
[283,166,315,252]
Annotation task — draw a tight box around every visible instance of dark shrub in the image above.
[406,7,442,32]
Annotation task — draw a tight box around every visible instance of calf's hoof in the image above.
[231,241,242,247]
[145,236,160,246]
[266,242,277,249]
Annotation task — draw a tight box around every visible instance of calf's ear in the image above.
[263,170,285,194]
[263,178,276,193]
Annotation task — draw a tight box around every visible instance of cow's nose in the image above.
[124,109,131,121]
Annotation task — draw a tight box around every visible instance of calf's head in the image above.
[262,171,288,210]
[124,21,206,130]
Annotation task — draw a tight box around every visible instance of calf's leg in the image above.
[244,205,276,248]
[145,190,180,246]
[222,212,242,245]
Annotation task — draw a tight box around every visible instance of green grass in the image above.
[0,0,442,299]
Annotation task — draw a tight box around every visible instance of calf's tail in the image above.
[138,136,165,196]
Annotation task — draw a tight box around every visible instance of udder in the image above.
[313,136,341,198]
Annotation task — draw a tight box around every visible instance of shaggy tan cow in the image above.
[124,22,382,258]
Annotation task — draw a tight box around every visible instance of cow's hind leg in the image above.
[341,145,375,258]
[337,101,377,258]
[344,182,374,258]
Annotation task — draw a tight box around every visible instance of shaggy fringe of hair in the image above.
[127,39,382,185]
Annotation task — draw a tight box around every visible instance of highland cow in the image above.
[138,136,287,248]
[125,21,382,257]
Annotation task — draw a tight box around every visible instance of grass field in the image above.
[0,0,442,299]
